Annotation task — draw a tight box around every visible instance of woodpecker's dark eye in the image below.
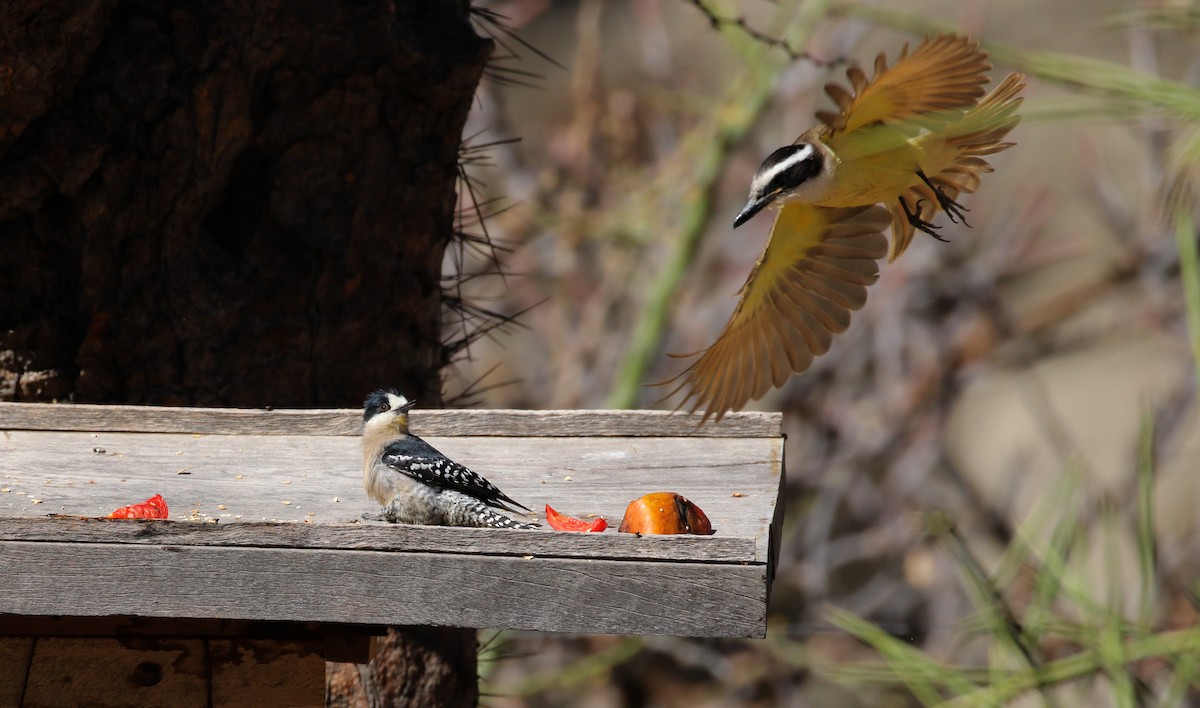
[364,389,403,422]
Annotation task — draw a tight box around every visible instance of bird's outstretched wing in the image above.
[817,34,991,137]
[886,72,1026,260]
[381,437,530,512]
[662,203,890,422]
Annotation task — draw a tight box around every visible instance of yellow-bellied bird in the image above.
[663,34,1025,421]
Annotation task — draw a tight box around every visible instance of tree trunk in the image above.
[0,0,490,408]
[1,0,490,704]
[327,626,479,708]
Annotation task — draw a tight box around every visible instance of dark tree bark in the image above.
[328,626,479,708]
[1,0,491,704]
[0,0,489,409]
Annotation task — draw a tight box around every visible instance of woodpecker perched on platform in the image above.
[361,389,537,529]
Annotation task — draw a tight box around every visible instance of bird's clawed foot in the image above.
[917,170,971,227]
[899,197,951,242]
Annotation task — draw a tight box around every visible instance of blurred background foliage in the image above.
[451,0,1200,705]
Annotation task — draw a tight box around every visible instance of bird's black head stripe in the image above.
[762,144,822,192]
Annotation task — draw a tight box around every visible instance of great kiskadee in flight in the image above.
[664,34,1025,421]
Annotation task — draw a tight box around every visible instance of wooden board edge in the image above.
[766,436,787,604]
[18,636,325,705]
[0,615,387,639]
[0,517,761,564]
[0,402,782,438]
[1,541,769,638]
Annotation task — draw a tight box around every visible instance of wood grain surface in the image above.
[15,636,324,706]
[0,517,758,563]
[0,540,767,637]
[0,402,781,437]
[0,431,782,560]
[0,403,784,637]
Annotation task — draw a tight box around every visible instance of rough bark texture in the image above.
[0,0,490,409]
[328,627,479,708]
[2,0,490,705]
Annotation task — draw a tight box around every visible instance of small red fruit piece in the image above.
[618,492,712,535]
[545,504,607,532]
[109,494,169,519]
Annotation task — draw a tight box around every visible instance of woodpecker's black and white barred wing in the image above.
[380,436,530,513]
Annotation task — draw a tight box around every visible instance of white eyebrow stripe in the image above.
[756,144,816,188]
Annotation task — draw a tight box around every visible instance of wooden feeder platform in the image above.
[0,402,784,705]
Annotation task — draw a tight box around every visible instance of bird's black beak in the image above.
[733,196,769,228]
[400,400,417,413]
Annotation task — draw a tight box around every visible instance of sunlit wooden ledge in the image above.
[0,402,785,639]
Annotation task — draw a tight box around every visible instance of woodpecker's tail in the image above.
[457,499,540,529]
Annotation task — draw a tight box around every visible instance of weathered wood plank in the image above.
[1,517,757,563]
[17,637,325,707]
[23,637,209,707]
[0,541,768,637]
[0,402,782,437]
[0,431,782,562]
[0,637,32,708]
[210,639,324,705]
[0,615,385,639]
[0,614,372,664]
[0,403,785,637]
[768,447,787,583]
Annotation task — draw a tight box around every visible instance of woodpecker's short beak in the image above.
[733,196,770,228]
[400,400,417,413]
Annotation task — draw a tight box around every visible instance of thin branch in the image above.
[685,0,842,66]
